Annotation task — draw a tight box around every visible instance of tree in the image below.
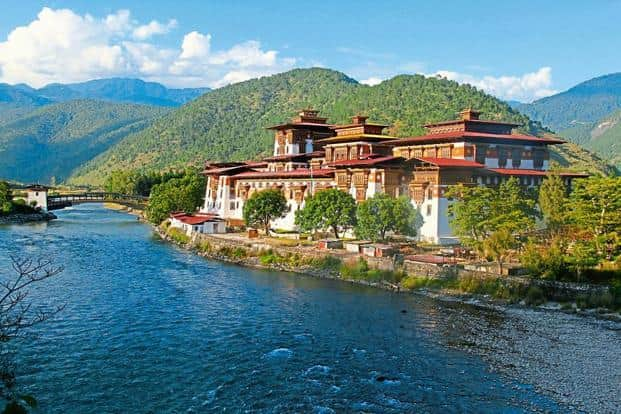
[0,182,12,215]
[242,189,287,234]
[538,174,569,234]
[483,227,517,274]
[355,194,416,241]
[446,178,537,257]
[568,176,621,252]
[295,188,356,239]
[145,169,206,224]
[0,256,64,413]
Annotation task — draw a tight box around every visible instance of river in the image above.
[0,204,618,413]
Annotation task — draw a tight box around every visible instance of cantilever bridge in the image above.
[46,192,148,210]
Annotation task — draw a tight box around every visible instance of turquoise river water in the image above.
[0,204,566,413]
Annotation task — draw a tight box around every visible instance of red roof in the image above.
[233,168,335,179]
[416,157,485,168]
[423,119,519,128]
[203,162,267,175]
[389,131,565,146]
[170,213,223,225]
[326,155,402,168]
[267,122,334,130]
[486,168,589,177]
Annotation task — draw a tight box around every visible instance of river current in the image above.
[0,204,567,413]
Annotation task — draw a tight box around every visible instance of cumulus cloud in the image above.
[132,19,177,40]
[357,67,557,102]
[360,77,383,86]
[0,7,295,88]
[434,67,557,102]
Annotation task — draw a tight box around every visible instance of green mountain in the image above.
[68,68,613,185]
[37,78,210,107]
[517,73,621,132]
[0,100,170,183]
[515,73,621,168]
[557,110,621,168]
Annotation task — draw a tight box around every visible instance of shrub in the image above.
[166,227,190,244]
[339,257,369,280]
[524,286,546,306]
[310,256,342,271]
[401,276,433,290]
[197,240,212,253]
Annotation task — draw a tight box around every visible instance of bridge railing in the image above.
[47,193,148,209]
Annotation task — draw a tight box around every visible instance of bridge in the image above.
[46,192,149,210]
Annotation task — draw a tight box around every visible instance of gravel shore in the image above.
[440,301,621,413]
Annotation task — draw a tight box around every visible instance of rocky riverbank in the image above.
[0,211,56,225]
[438,299,621,413]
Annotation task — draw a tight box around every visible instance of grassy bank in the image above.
[159,226,621,315]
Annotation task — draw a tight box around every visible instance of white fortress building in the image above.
[201,108,582,244]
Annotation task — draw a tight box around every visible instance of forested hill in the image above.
[517,73,621,131]
[0,100,169,183]
[71,67,588,184]
[0,78,209,129]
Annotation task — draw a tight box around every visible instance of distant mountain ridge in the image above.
[517,73,621,131]
[0,78,209,127]
[517,73,621,168]
[36,78,210,107]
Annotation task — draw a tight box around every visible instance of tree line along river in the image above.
[0,204,618,413]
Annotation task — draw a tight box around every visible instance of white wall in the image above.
[26,190,47,211]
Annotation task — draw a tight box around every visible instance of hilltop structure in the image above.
[201,109,583,244]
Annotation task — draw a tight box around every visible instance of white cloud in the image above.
[434,67,557,102]
[132,19,177,40]
[357,67,557,102]
[360,77,383,86]
[0,7,295,88]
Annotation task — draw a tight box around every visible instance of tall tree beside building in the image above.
[145,169,205,224]
[538,174,569,234]
[446,178,538,268]
[295,189,356,239]
[355,194,417,241]
[242,189,287,234]
[568,176,621,253]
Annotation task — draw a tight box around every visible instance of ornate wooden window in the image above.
[352,172,366,186]
[440,146,451,158]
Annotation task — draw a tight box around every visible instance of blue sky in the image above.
[0,0,619,102]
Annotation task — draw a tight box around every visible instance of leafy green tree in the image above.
[242,189,287,234]
[483,227,517,274]
[145,169,205,224]
[538,174,569,233]
[0,182,12,215]
[446,178,537,256]
[295,188,356,238]
[568,176,621,252]
[355,194,416,241]
[567,240,599,281]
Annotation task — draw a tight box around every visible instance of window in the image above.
[427,188,433,199]
[426,204,432,216]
